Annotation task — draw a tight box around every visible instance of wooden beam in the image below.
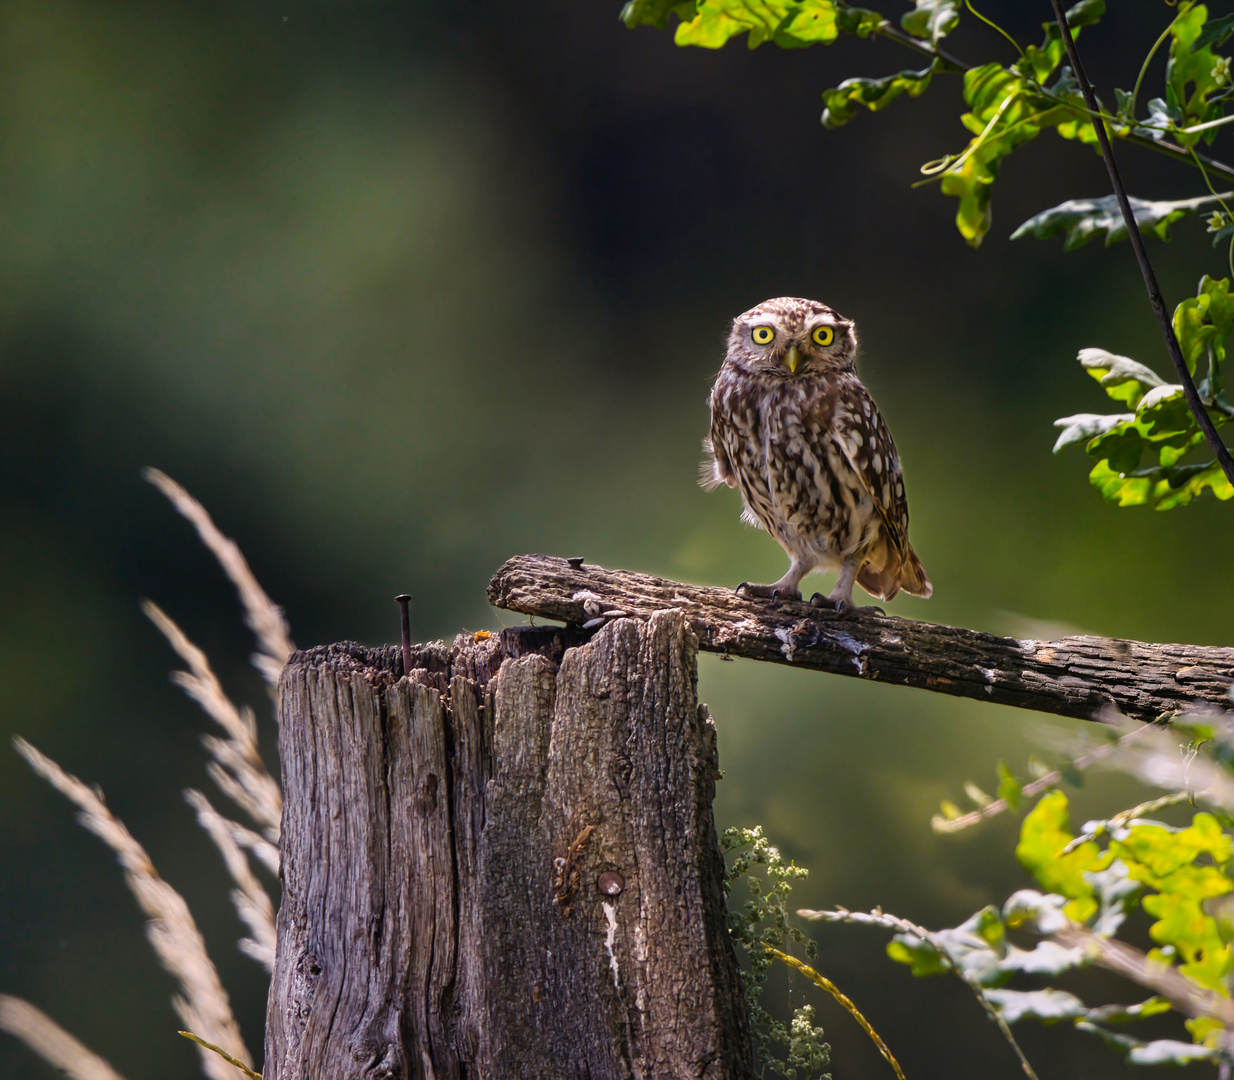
[488,554,1234,724]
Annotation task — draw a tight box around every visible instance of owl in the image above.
[702,296,931,614]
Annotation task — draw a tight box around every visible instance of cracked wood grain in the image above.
[266,615,751,1080]
[488,554,1234,725]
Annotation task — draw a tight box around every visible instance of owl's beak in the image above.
[785,344,802,374]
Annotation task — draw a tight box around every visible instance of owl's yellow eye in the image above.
[751,326,775,345]
[812,325,835,347]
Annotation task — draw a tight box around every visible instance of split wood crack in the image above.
[488,554,1233,724]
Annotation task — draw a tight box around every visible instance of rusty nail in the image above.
[395,595,412,677]
[567,556,585,569]
[598,871,624,896]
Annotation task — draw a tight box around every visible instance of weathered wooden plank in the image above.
[487,554,1234,724]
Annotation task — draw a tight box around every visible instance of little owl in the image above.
[703,296,931,614]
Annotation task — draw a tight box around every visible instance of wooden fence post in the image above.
[264,610,753,1079]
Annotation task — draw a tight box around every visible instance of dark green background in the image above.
[2,1,1230,1077]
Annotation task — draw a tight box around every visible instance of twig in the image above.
[799,907,1040,1080]
[934,725,1152,833]
[1053,926,1234,1027]
[1059,790,1192,854]
[766,948,906,1080]
[1049,0,1234,488]
[179,1032,261,1079]
[873,21,967,73]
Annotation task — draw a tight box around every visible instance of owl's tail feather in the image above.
[857,543,932,601]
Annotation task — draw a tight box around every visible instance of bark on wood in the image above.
[488,554,1234,725]
[265,613,752,1080]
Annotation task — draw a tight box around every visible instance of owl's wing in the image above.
[701,407,738,491]
[822,381,910,555]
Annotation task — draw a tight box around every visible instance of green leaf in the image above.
[1016,791,1105,923]
[1166,4,1230,146]
[886,935,949,976]
[1110,814,1234,991]
[1011,192,1231,250]
[1195,13,1234,53]
[1077,347,1166,407]
[900,0,959,46]
[938,58,1098,247]
[1128,1039,1221,1065]
[1052,412,1133,453]
[620,0,698,29]
[983,988,1087,1024]
[668,0,882,49]
[1085,997,1172,1025]
[1088,458,1234,509]
[996,761,1022,811]
[1173,274,1234,377]
[822,61,942,128]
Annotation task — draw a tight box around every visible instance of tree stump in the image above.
[265,610,752,1079]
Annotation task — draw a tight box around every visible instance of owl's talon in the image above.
[736,582,800,601]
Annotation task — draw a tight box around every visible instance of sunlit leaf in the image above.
[1173,274,1234,377]
[900,0,959,46]
[983,987,1087,1024]
[996,940,1088,977]
[1077,347,1167,406]
[619,0,698,29]
[1085,997,1172,1025]
[1052,412,1132,453]
[665,0,881,49]
[1128,1039,1221,1065]
[1166,4,1230,146]
[1016,791,1105,923]
[1088,458,1234,509]
[885,935,948,976]
[1011,192,1230,250]
[996,761,1022,811]
[822,61,942,128]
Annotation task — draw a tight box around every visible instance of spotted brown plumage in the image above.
[702,296,931,612]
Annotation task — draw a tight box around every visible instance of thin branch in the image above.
[0,996,127,1080]
[488,555,1234,724]
[1059,790,1193,854]
[1049,0,1234,489]
[799,907,1040,1080]
[934,724,1155,834]
[873,21,967,73]
[1053,926,1234,1027]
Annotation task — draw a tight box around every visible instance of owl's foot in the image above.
[736,582,802,602]
[810,593,884,618]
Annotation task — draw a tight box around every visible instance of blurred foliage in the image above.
[799,713,1234,1072]
[624,0,1234,511]
[4,0,1234,1078]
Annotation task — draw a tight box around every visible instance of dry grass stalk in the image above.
[12,738,253,1080]
[142,600,282,841]
[185,790,276,971]
[143,468,294,685]
[0,995,127,1080]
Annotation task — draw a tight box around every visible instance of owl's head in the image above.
[725,296,856,378]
